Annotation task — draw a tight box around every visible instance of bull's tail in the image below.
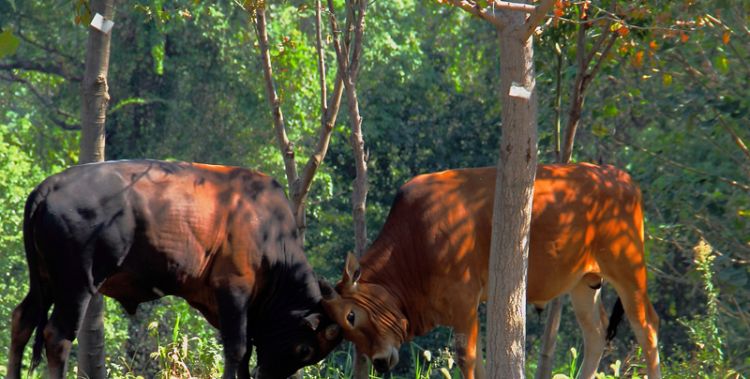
[16,187,53,374]
[30,312,48,370]
[606,297,624,342]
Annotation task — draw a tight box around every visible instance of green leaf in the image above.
[662,73,672,86]
[109,97,149,114]
[715,55,729,73]
[151,41,165,75]
[0,29,20,58]
[603,103,619,118]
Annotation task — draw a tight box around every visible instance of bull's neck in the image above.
[359,231,432,338]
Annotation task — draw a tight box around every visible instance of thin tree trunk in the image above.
[347,0,368,257]
[326,1,370,376]
[561,9,617,163]
[327,0,369,257]
[290,0,346,243]
[255,7,298,190]
[553,43,563,162]
[77,0,114,377]
[535,298,562,379]
[486,6,538,377]
[80,0,113,164]
[560,21,587,163]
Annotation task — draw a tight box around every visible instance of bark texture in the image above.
[77,0,114,377]
[486,8,539,378]
[80,0,113,164]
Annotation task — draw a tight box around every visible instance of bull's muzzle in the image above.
[372,346,399,373]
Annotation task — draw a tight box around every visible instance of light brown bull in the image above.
[322,163,661,379]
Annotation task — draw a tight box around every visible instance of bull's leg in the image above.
[611,284,661,379]
[8,293,43,379]
[570,282,606,379]
[605,235,662,379]
[44,290,93,379]
[217,288,250,379]
[238,344,252,379]
[453,310,480,379]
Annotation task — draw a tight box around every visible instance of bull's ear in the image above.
[303,313,322,331]
[319,279,340,301]
[343,252,361,287]
[324,323,341,341]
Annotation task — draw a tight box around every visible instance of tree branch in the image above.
[293,1,347,237]
[326,0,351,87]
[16,29,80,62]
[716,115,750,163]
[581,27,618,89]
[348,0,368,81]
[254,7,299,188]
[494,0,536,13]
[524,0,555,39]
[560,17,588,162]
[316,0,328,120]
[584,18,613,67]
[442,0,505,29]
[553,42,563,162]
[0,60,82,82]
[1,72,80,130]
[612,137,750,192]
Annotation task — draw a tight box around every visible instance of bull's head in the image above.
[320,253,408,374]
[253,282,343,378]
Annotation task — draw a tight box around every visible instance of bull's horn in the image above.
[318,279,340,301]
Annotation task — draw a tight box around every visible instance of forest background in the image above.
[0,0,748,378]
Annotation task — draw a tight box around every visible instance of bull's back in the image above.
[26,160,286,316]
[370,163,642,309]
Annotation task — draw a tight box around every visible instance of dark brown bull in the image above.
[8,160,341,379]
[322,163,661,379]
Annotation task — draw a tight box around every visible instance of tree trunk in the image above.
[535,297,562,379]
[325,1,370,375]
[326,0,369,258]
[77,0,114,378]
[80,0,113,164]
[486,7,538,378]
[346,72,368,257]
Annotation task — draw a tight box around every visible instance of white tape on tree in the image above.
[509,82,531,99]
[90,13,114,34]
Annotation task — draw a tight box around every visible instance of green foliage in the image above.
[145,302,223,378]
[660,239,743,379]
[0,111,77,376]
[0,28,19,58]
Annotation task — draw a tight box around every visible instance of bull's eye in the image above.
[346,310,356,326]
[296,344,314,361]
